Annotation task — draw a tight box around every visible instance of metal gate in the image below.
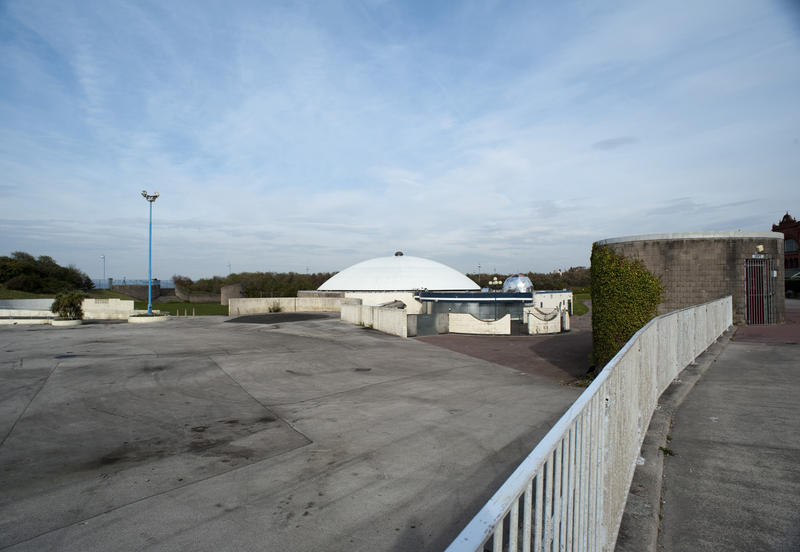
[744,258,776,325]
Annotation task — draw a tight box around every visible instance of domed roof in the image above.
[319,255,480,291]
[502,274,533,293]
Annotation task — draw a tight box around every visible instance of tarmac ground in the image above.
[0,313,582,552]
[418,303,593,383]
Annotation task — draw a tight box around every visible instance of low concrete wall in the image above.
[83,298,134,320]
[229,297,343,316]
[220,284,243,306]
[528,311,561,334]
[344,291,425,314]
[0,309,54,318]
[449,313,511,335]
[0,299,54,310]
[407,313,449,337]
[0,298,133,320]
[340,298,408,338]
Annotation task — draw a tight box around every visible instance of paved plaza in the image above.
[0,315,581,551]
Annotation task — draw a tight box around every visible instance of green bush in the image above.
[590,245,663,370]
[1,252,93,293]
[51,290,86,320]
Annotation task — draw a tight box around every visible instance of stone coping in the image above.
[595,231,782,246]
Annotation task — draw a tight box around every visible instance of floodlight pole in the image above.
[141,190,160,315]
[100,255,106,282]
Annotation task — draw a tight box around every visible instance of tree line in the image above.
[465,266,590,291]
[174,265,590,298]
[173,272,337,298]
[0,252,94,293]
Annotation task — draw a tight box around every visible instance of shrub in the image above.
[590,245,664,370]
[51,290,86,320]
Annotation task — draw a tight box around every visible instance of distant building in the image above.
[317,252,479,314]
[772,212,799,270]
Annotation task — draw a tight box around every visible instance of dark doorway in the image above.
[744,258,776,324]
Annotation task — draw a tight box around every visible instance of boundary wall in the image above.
[340,299,408,338]
[0,298,133,320]
[445,296,733,552]
[229,297,342,316]
[448,313,511,335]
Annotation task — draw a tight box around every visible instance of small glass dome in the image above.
[502,274,533,293]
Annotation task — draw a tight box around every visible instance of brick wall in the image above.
[597,233,785,325]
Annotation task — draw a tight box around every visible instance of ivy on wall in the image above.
[590,245,664,370]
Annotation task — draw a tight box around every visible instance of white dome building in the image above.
[318,253,478,314]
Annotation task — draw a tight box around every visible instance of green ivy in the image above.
[590,245,664,370]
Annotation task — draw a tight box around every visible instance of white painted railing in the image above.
[446,296,733,552]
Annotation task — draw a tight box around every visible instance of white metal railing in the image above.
[446,296,733,552]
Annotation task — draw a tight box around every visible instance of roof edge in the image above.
[595,231,783,246]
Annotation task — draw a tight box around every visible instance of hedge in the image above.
[590,245,664,369]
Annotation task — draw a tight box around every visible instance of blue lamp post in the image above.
[141,190,160,315]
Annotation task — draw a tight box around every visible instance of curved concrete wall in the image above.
[595,232,785,324]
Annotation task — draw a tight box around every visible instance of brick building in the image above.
[771,212,800,271]
[594,232,785,325]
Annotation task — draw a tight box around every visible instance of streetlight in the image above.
[488,276,502,320]
[141,190,160,315]
[100,254,106,284]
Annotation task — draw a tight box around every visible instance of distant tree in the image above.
[465,266,590,291]
[0,252,93,293]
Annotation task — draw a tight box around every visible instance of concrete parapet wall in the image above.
[229,297,343,316]
[83,298,134,320]
[449,313,511,335]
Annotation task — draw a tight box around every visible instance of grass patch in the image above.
[659,446,675,456]
[87,289,138,300]
[0,285,53,299]
[572,298,589,316]
[135,301,228,316]
[571,291,590,316]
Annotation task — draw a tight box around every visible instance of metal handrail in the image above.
[446,296,733,552]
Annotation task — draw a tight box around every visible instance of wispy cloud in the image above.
[0,0,798,278]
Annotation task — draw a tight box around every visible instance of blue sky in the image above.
[1,0,799,280]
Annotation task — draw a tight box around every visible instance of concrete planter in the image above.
[51,319,82,327]
[128,314,169,324]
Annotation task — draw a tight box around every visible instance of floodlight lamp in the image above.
[756,244,764,253]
